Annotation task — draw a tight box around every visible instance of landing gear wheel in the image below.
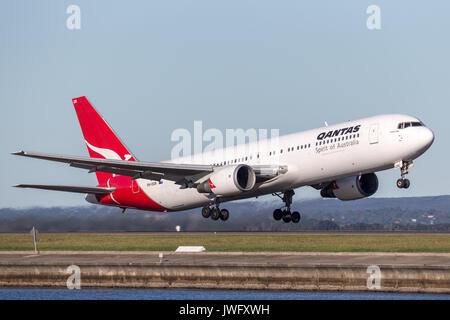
[201,206,211,218]
[272,190,303,224]
[291,211,301,223]
[282,210,292,223]
[210,207,220,220]
[397,160,413,189]
[403,179,410,189]
[219,209,229,221]
[397,178,410,189]
[273,209,283,221]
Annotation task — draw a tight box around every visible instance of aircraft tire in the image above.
[291,211,301,223]
[210,207,220,220]
[403,179,410,189]
[201,206,211,218]
[282,211,292,223]
[219,209,229,221]
[273,209,283,221]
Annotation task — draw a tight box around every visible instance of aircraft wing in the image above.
[12,150,286,186]
[12,150,215,185]
[13,184,115,194]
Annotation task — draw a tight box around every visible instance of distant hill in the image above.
[289,195,450,226]
[0,195,449,232]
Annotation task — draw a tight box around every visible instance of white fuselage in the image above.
[135,114,434,211]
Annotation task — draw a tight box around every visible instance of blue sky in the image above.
[1,0,449,207]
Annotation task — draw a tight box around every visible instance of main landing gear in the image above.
[201,204,229,221]
[396,160,413,189]
[272,190,301,224]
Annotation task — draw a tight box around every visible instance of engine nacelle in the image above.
[320,173,379,201]
[197,164,256,196]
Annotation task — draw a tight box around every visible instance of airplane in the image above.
[12,96,434,223]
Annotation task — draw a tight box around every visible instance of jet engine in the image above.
[197,164,256,196]
[320,173,378,201]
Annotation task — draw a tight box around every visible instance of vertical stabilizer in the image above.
[72,96,137,184]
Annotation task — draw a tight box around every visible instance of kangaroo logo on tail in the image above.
[85,141,131,161]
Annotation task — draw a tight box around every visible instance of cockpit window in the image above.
[398,121,424,129]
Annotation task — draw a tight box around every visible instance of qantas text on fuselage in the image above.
[317,125,361,140]
[13,97,434,223]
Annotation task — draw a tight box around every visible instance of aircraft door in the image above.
[369,123,379,144]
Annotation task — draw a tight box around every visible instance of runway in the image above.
[1,251,450,266]
[0,251,449,293]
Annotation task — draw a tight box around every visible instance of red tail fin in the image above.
[72,96,137,184]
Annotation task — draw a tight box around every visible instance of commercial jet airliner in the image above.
[13,97,434,223]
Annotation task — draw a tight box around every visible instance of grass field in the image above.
[0,232,449,252]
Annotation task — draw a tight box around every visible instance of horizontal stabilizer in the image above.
[13,184,115,194]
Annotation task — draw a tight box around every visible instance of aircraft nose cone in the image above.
[422,127,434,150]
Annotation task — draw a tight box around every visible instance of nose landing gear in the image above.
[396,178,410,189]
[272,190,301,224]
[396,160,413,189]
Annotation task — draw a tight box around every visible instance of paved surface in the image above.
[1,251,449,267]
